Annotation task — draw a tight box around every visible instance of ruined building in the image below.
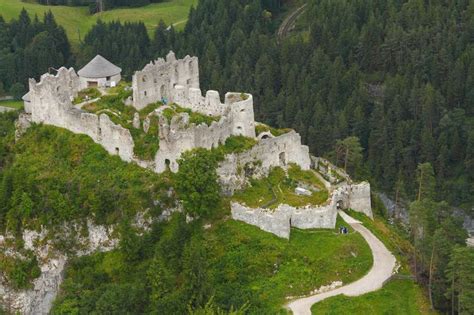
[19,51,373,238]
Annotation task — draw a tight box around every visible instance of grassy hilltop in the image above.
[0,0,197,44]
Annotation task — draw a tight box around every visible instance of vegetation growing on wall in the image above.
[255,123,292,137]
[233,165,328,208]
[0,114,172,233]
[162,103,220,127]
[81,85,162,160]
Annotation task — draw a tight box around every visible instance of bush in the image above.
[175,149,221,217]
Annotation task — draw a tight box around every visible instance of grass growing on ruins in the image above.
[73,88,101,104]
[0,0,197,45]
[219,135,257,154]
[311,278,436,315]
[255,123,292,137]
[81,86,162,160]
[233,165,328,209]
[0,99,23,109]
[162,103,220,126]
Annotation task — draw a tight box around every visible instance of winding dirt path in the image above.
[277,3,308,42]
[287,211,396,315]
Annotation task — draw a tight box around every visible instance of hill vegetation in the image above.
[0,0,473,313]
[0,112,373,313]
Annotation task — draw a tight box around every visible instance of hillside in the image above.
[0,112,374,313]
[0,0,197,44]
[0,0,473,313]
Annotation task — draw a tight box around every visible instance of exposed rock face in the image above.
[0,206,182,315]
[0,221,117,315]
[132,112,140,129]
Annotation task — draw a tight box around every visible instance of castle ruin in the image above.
[20,51,373,238]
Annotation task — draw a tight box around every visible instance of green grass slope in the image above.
[0,100,23,109]
[0,0,197,44]
[0,114,373,313]
[312,279,435,315]
[311,209,436,315]
[52,215,373,313]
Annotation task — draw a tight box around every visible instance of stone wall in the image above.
[217,131,311,195]
[132,51,199,110]
[231,183,372,239]
[231,199,337,239]
[26,67,135,162]
[154,112,235,173]
[173,88,256,138]
[79,73,121,89]
[349,182,373,218]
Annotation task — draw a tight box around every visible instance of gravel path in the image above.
[0,106,17,113]
[277,3,307,42]
[287,211,396,315]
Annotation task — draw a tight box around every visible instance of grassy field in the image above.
[186,214,372,313]
[0,99,23,109]
[0,0,197,44]
[311,278,436,315]
[309,210,436,315]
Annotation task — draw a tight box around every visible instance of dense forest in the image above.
[0,10,71,98]
[0,0,473,313]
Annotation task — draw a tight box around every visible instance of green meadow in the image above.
[0,0,197,44]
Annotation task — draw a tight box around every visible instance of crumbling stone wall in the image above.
[26,67,135,162]
[154,112,235,173]
[349,182,373,218]
[132,51,199,110]
[217,131,312,195]
[231,183,372,238]
[172,87,256,138]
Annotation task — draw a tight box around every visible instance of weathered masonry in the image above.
[19,51,374,239]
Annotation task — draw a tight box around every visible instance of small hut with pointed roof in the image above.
[78,55,122,89]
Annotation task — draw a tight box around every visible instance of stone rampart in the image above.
[154,112,235,173]
[26,67,135,162]
[349,182,373,218]
[217,131,311,195]
[231,183,372,238]
[132,51,199,110]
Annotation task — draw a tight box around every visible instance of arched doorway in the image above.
[279,152,286,166]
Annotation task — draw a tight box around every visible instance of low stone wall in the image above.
[231,201,337,239]
[0,106,16,113]
[231,182,372,239]
[231,202,293,238]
